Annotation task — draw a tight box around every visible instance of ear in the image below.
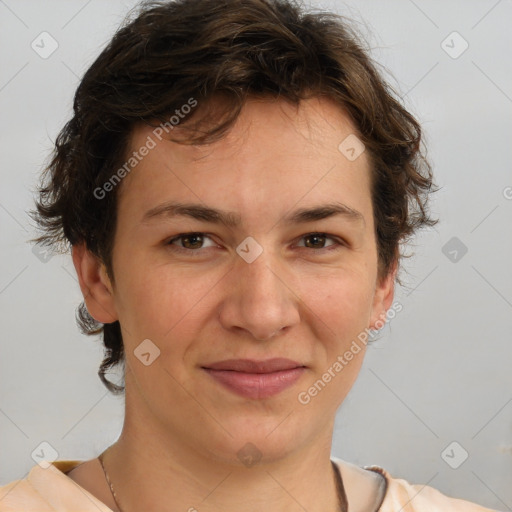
[71,243,118,324]
[368,262,397,330]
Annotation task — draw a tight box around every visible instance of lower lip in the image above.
[203,367,306,399]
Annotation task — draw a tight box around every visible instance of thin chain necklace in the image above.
[98,449,348,512]
[98,449,123,512]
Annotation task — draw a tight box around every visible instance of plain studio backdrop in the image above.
[0,0,511,509]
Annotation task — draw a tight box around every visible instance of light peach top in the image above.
[0,457,498,511]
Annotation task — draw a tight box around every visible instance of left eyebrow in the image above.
[282,202,365,226]
[141,201,365,228]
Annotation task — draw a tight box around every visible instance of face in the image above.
[76,96,394,464]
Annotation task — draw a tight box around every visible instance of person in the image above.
[0,0,498,510]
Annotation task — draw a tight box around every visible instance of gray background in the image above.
[0,0,511,509]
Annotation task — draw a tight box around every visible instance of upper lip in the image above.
[202,358,305,373]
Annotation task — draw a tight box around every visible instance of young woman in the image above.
[0,0,497,510]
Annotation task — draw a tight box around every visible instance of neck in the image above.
[103,439,342,512]
[102,403,342,511]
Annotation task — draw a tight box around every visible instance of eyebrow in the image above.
[141,201,365,228]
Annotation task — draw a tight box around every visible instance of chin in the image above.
[200,413,315,467]
[207,438,295,468]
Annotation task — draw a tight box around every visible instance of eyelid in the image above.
[167,232,218,249]
[166,231,345,253]
[294,232,342,248]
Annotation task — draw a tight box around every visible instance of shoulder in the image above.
[0,460,111,512]
[0,474,54,511]
[364,465,499,512]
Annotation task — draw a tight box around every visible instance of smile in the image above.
[201,358,307,399]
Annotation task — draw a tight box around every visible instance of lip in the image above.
[202,358,307,399]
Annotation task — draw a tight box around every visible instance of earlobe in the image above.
[71,243,118,324]
[369,263,397,330]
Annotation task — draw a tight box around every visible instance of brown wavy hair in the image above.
[30,0,436,395]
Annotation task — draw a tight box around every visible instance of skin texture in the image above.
[72,96,395,512]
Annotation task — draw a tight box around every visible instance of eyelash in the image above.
[166,232,344,255]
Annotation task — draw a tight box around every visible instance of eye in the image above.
[296,233,342,251]
[166,231,344,256]
[167,232,217,251]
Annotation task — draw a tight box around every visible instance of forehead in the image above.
[133,96,365,161]
[117,96,373,228]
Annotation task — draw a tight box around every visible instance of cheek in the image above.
[303,271,374,346]
[296,274,373,411]
[112,259,222,346]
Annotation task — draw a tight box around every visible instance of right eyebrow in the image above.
[141,201,241,228]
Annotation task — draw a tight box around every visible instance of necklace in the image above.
[98,449,348,512]
[98,450,123,512]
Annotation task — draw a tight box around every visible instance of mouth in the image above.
[201,358,307,399]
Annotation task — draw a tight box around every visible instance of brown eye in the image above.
[180,233,204,249]
[296,233,342,252]
[303,233,328,249]
[168,232,216,251]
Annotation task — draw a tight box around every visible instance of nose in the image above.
[218,249,300,341]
